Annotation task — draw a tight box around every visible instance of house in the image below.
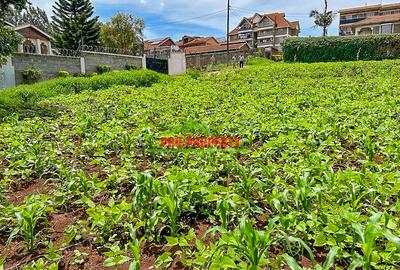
[176,36,220,50]
[13,24,53,55]
[339,3,400,36]
[229,12,300,53]
[144,37,180,58]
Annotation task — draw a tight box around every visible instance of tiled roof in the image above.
[183,37,219,47]
[184,42,248,54]
[353,13,400,26]
[144,37,175,50]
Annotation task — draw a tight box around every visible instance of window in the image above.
[40,43,48,54]
[373,26,380,34]
[394,24,400,33]
[381,24,393,33]
[23,40,36,53]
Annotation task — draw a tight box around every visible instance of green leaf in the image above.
[322,246,339,270]
[165,236,179,246]
[314,232,327,247]
[282,254,302,270]
[103,255,131,267]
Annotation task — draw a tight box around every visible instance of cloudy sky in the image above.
[32,0,395,40]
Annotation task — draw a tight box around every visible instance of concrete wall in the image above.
[12,53,81,84]
[10,52,144,86]
[0,58,15,89]
[186,50,252,69]
[168,52,186,75]
[82,51,143,73]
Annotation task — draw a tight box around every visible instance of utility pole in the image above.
[226,0,230,64]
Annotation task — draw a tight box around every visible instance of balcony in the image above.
[238,25,252,32]
[339,18,365,25]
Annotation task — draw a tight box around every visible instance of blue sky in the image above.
[33,0,396,40]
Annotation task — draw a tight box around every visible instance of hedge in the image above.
[282,34,400,63]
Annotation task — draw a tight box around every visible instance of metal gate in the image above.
[146,58,168,74]
[0,63,15,90]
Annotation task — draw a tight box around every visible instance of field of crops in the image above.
[0,60,399,269]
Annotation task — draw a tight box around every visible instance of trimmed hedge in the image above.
[282,34,400,63]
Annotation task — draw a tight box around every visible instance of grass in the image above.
[0,59,399,269]
[0,69,165,119]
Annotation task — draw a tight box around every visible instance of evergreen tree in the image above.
[5,4,52,34]
[51,0,100,50]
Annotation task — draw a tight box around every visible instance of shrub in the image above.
[22,67,42,84]
[125,64,138,70]
[282,34,400,63]
[97,65,112,74]
[57,70,70,78]
[271,55,283,62]
[87,72,98,77]
[186,69,202,80]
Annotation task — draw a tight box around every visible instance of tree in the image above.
[0,0,27,63]
[5,4,52,33]
[100,13,144,54]
[51,0,100,50]
[310,0,335,37]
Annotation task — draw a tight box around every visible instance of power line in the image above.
[146,9,226,29]
[231,6,310,17]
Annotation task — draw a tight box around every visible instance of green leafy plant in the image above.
[22,67,42,84]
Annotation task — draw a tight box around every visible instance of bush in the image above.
[96,65,112,74]
[57,70,70,78]
[87,72,98,77]
[283,34,400,63]
[271,55,283,62]
[22,67,42,84]
[125,64,138,70]
[186,69,202,80]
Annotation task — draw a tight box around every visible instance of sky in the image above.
[32,0,396,40]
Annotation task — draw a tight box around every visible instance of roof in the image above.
[183,37,219,47]
[4,21,15,27]
[340,3,400,14]
[353,13,400,26]
[144,37,176,50]
[231,12,300,34]
[184,42,249,54]
[14,24,52,39]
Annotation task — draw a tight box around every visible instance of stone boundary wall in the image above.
[11,51,145,85]
[186,50,252,69]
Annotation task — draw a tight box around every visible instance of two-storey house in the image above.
[229,12,300,53]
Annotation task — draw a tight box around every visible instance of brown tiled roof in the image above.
[353,13,400,26]
[184,42,249,54]
[144,37,175,50]
[183,37,219,47]
[229,28,239,36]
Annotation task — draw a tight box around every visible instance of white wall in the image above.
[168,52,186,75]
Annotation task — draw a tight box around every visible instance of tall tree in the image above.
[5,4,52,33]
[0,0,27,63]
[310,0,335,37]
[51,0,100,50]
[100,13,144,54]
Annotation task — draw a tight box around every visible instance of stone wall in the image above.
[12,53,81,84]
[11,52,144,85]
[82,51,143,73]
[186,50,252,69]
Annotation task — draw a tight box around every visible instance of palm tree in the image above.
[310,0,335,36]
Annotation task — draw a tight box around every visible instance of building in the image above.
[4,23,53,55]
[184,42,250,55]
[229,12,300,53]
[144,37,180,58]
[339,3,400,36]
[176,36,220,50]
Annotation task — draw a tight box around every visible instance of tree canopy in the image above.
[100,12,144,55]
[5,4,52,34]
[52,0,100,50]
[309,0,335,37]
